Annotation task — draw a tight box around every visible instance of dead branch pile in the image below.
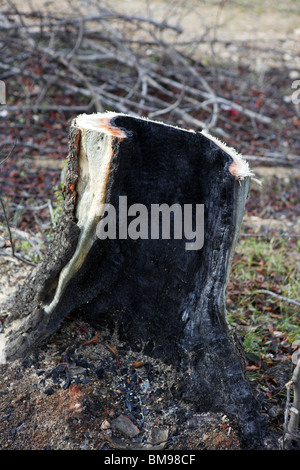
[0,0,299,163]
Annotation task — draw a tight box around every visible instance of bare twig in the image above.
[0,198,37,267]
[254,289,300,307]
[39,47,104,113]
[2,12,183,33]
[0,141,16,167]
[0,142,37,267]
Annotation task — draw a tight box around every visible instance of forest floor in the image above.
[0,0,299,452]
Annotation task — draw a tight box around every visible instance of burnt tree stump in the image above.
[0,112,264,446]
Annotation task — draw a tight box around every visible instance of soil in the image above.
[0,238,246,452]
[0,305,244,451]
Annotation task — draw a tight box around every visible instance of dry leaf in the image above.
[83,331,100,345]
[106,344,118,356]
[131,361,146,369]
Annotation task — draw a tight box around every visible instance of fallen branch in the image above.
[0,143,37,267]
[0,2,278,138]
[0,198,37,267]
[254,289,300,308]
[2,12,183,33]
[0,141,16,166]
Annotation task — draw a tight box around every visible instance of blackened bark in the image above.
[0,112,264,446]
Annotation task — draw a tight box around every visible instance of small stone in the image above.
[111,414,140,438]
[148,427,169,445]
[186,412,218,428]
[268,406,282,418]
[80,440,90,450]
[140,379,150,393]
[69,365,86,376]
[101,419,111,430]
[289,70,300,80]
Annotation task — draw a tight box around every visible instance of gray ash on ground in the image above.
[0,315,243,450]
